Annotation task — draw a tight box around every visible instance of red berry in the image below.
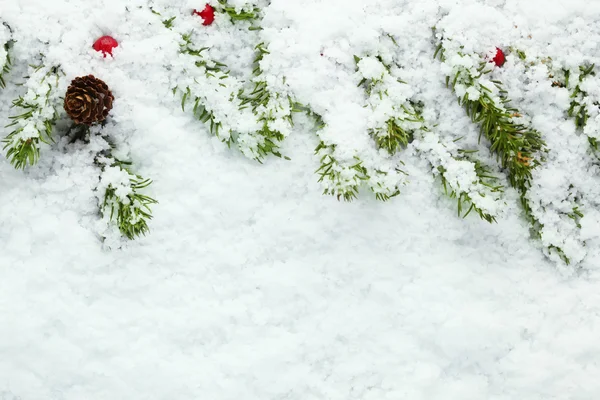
[93,35,118,57]
[193,4,215,26]
[492,47,506,67]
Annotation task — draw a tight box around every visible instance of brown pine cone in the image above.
[64,75,114,125]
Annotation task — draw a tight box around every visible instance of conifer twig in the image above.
[355,55,414,155]
[298,103,401,202]
[562,64,599,150]
[95,138,157,240]
[217,0,261,23]
[238,42,293,162]
[0,23,12,89]
[2,65,63,169]
[434,37,577,258]
[356,51,503,214]
[177,33,236,144]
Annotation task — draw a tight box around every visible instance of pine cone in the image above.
[64,75,114,125]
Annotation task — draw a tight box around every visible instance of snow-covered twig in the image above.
[94,135,157,240]
[434,36,593,263]
[238,42,294,161]
[0,23,11,89]
[2,64,63,169]
[562,64,600,150]
[357,52,504,217]
[216,0,262,22]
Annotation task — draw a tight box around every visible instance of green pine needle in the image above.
[2,65,61,169]
[565,64,596,131]
[98,156,158,240]
[315,141,369,202]
[217,0,261,22]
[0,41,11,89]
[237,43,291,162]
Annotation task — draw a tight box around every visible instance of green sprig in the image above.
[97,154,158,240]
[217,0,261,22]
[2,65,62,169]
[435,44,545,193]
[0,42,11,89]
[566,65,595,128]
[238,42,293,162]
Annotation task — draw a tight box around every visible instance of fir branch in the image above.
[315,141,368,201]
[434,39,593,263]
[2,65,63,169]
[96,146,157,240]
[566,65,595,128]
[560,64,600,150]
[414,130,505,223]
[295,104,368,201]
[355,55,415,155]
[217,0,261,22]
[176,33,238,145]
[300,104,400,202]
[357,52,503,216]
[153,10,237,144]
[435,40,545,194]
[508,51,592,264]
[0,42,11,89]
[238,42,293,162]
[0,23,11,89]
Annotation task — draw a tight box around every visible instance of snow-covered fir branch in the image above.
[293,105,374,201]
[176,31,245,146]
[216,0,262,22]
[0,23,11,89]
[357,52,503,218]
[434,38,546,192]
[512,51,599,152]
[237,42,294,162]
[502,50,594,265]
[356,55,414,155]
[434,37,591,264]
[154,8,263,153]
[309,110,404,202]
[94,133,157,240]
[414,131,504,223]
[2,64,63,169]
[560,64,600,150]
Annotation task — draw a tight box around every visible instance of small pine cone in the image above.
[64,75,114,125]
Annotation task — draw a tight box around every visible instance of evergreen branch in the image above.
[153,11,237,144]
[414,129,505,223]
[355,55,414,155]
[0,23,11,89]
[435,40,544,195]
[175,32,239,145]
[297,104,367,201]
[217,0,261,22]
[315,141,368,201]
[435,38,591,263]
[238,42,293,162]
[96,146,157,240]
[558,64,600,151]
[440,154,503,223]
[499,49,592,265]
[565,65,595,129]
[0,42,11,89]
[2,65,62,169]
[357,52,502,213]
[179,86,232,145]
[302,104,400,202]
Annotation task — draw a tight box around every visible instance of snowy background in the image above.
[2,0,600,398]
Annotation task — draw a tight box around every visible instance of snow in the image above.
[1,0,600,398]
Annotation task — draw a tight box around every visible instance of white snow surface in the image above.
[2,0,600,398]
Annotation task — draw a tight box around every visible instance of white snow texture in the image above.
[1,0,600,399]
